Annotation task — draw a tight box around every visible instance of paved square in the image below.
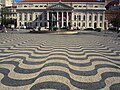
[0,31,120,90]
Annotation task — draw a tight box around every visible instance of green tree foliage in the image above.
[1,7,11,26]
[111,14,120,28]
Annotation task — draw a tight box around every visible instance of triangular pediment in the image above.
[47,2,73,10]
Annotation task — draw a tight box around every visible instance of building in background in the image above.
[0,0,17,27]
[2,0,12,6]
[0,0,2,25]
[16,0,106,30]
[105,0,120,24]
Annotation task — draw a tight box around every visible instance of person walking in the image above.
[2,25,7,33]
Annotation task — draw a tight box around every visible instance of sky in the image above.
[16,0,22,2]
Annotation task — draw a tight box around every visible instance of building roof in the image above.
[22,0,98,2]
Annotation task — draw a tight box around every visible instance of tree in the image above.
[111,14,120,28]
[1,7,11,26]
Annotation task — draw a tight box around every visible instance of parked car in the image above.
[84,28,94,31]
[94,28,102,32]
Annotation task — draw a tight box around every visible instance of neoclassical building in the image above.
[16,0,106,30]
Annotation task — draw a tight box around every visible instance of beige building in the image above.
[17,0,106,30]
[5,6,17,19]
[2,0,12,6]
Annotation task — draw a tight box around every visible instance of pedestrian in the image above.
[2,25,7,33]
[11,25,15,31]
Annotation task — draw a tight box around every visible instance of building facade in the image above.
[1,0,12,6]
[17,0,106,30]
[105,0,120,23]
[0,0,2,25]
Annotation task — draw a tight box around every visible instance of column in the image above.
[42,13,44,26]
[22,13,24,25]
[71,11,74,30]
[92,13,94,28]
[57,12,59,27]
[66,12,68,27]
[86,13,89,28]
[27,13,29,26]
[33,12,35,21]
[102,12,105,30]
[97,13,100,28]
[62,12,64,27]
[17,13,20,27]
[47,11,49,28]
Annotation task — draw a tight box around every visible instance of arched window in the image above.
[95,15,97,21]
[74,5,77,7]
[83,6,86,8]
[78,15,81,21]
[35,5,38,7]
[89,15,92,21]
[94,6,98,8]
[24,6,27,7]
[40,5,43,7]
[83,15,85,21]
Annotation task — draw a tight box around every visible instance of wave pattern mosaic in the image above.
[0,33,120,90]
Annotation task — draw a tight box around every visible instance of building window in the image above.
[89,23,91,27]
[39,15,42,20]
[24,14,27,21]
[83,6,86,7]
[100,23,102,27]
[35,5,38,7]
[74,15,76,20]
[79,22,81,27]
[30,13,32,21]
[83,23,85,27]
[40,5,43,7]
[36,22,37,26]
[19,22,21,26]
[94,6,98,8]
[45,22,47,27]
[78,15,81,21]
[19,14,22,21]
[44,13,47,20]
[83,15,85,21]
[40,22,42,26]
[100,15,102,21]
[79,5,82,7]
[95,15,97,21]
[74,23,76,26]
[89,15,92,21]
[25,22,27,26]
[74,5,77,7]
[24,6,27,7]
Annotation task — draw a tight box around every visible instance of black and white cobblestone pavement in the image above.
[0,30,120,90]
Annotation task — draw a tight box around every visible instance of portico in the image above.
[46,2,73,29]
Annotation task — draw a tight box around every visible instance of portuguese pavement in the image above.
[0,30,120,90]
